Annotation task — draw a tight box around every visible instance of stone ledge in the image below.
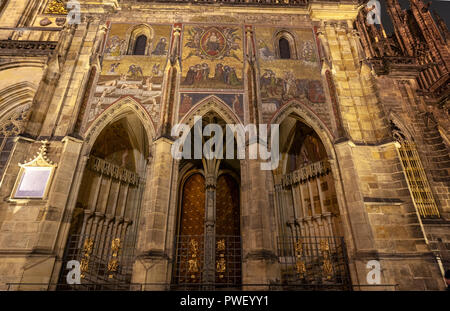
[244,250,278,261]
[136,250,171,260]
[364,197,403,205]
[352,249,438,260]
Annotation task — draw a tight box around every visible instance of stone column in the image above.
[241,155,280,289]
[131,137,174,290]
[203,170,217,288]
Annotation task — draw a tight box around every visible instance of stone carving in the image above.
[0,104,31,137]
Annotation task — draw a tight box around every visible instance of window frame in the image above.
[274,30,298,60]
[126,24,154,56]
[9,141,57,202]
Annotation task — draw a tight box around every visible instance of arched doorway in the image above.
[58,113,149,290]
[172,112,242,289]
[274,113,351,289]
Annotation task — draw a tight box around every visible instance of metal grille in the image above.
[172,235,242,290]
[56,234,136,291]
[277,236,351,290]
[397,142,440,218]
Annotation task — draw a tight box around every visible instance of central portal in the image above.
[172,113,242,289]
[173,168,242,289]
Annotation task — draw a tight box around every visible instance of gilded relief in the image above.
[256,27,325,122]
[181,25,243,89]
[86,23,171,128]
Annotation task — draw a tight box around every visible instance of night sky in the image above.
[379,0,450,34]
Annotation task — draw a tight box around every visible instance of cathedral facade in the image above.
[0,0,448,291]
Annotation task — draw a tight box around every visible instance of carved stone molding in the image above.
[0,40,58,56]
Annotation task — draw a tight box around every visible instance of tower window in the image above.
[397,141,440,218]
[133,35,147,55]
[279,37,291,59]
[392,123,440,218]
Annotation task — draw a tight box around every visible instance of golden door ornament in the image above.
[188,239,199,278]
[217,239,225,252]
[216,239,226,278]
[80,238,94,278]
[108,238,121,279]
[216,258,226,274]
[294,239,306,279]
[319,239,333,280]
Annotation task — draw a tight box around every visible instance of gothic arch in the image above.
[0,62,43,108]
[179,95,243,127]
[270,100,336,165]
[0,59,45,71]
[0,81,37,118]
[57,104,152,288]
[0,82,37,180]
[83,97,156,157]
[125,24,154,55]
[388,112,416,142]
[270,101,355,252]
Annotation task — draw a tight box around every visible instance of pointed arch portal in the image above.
[58,113,149,290]
[172,110,242,289]
[273,112,352,289]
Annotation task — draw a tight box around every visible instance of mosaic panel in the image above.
[181,25,244,90]
[256,27,326,123]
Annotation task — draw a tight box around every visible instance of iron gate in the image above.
[276,236,352,290]
[56,233,136,290]
[171,235,242,290]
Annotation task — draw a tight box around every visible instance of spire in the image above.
[409,0,446,44]
[384,0,415,56]
[433,10,449,41]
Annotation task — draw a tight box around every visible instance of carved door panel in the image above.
[174,173,242,288]
[175,173,206,284]
[215,174,241,285]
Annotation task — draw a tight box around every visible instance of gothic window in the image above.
[133,35,147,55]
[0,104,31,179]
[392,122,440,218]
[126,24,153,56]
[279,37,291,59]
[275,31,297,59]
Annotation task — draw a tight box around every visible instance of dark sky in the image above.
[379,0,450,34]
